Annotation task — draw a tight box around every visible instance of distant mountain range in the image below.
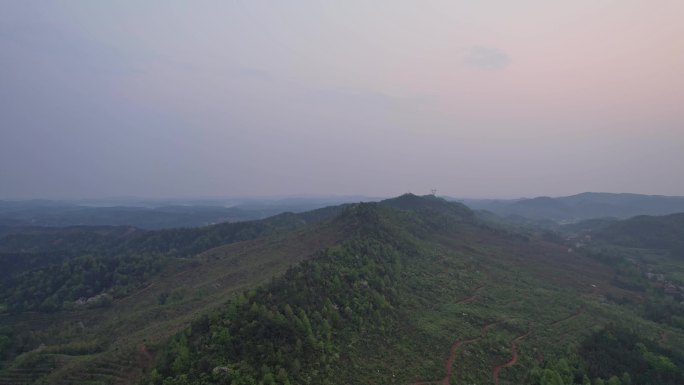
[3,193,683,229]
[457,192,684,223]
[0,196,379,229]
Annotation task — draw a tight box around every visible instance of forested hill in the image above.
[0,195,469,259]
[0,204,349,313]
[591,213,684,255]
[0,195,465,313]
[2,195,684,385]
[142,196,684,385]
[0,204,349,256]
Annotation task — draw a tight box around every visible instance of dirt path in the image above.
[409,337,480,385]
[550,306,584,326]
[455,285,485,305]
[481,321,500,336]
[116,283,155,304]
[408,286,486,385]
[492,325,532,385]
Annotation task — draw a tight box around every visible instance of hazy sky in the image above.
[1,1,683,199]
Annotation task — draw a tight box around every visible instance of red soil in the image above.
[492,326,532,385]
[411,284,539,385]
[409,337,480,385]
[408,287,486,385]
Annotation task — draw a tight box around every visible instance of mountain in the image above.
[458,192,684,223]
[1,194,683,385]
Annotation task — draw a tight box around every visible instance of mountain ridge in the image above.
[458,192,684,223]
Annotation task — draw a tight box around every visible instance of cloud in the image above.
[463,46,510,70]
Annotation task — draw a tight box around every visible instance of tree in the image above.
[540,369,565,385]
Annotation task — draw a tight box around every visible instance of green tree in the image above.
[540,369,565,385]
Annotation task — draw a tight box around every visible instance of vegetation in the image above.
[1,253,163,312]
[151,236,403,385]
[591,213,684,256]
[1,195,684,385]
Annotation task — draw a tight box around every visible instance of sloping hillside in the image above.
[0,215,349,385]
[141,197,684,385]
[2,195,684,385]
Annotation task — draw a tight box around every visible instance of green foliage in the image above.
[0,325,12,359]
[0,206,347,314]
[0,252,164,312]
[146,235,406,385]
[530,325,684,385]
[578,324,684,384]
[4,195,684,385]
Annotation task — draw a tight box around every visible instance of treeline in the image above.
[529,323,684,385]
[145,233,406,385]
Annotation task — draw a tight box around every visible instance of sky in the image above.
[1,1,683,199]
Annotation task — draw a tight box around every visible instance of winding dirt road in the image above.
[492,325,532,385]
[408,286,486,385]
[409,337,480,385]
